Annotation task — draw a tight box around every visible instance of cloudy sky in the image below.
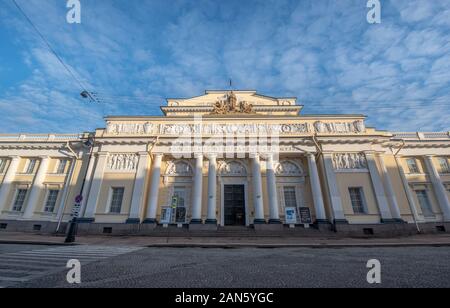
[0,0,449,133]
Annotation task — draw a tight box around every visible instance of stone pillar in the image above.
[0,156,21,213]
[365,153,395,223]
[323,154,347,224]
[307,154,328,223]
[127,152,149,224]
[83,153,108,221]
[206,154,217,224]
[395,156,421,223]
[251,154,265,224]
[143,153,163,224]
[190,154,204,224]
[377,154,403,222]
[266,154,281,224]
[22,156,51,219]
[424,155,450,221]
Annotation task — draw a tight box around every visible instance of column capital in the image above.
[137,151,149,156]
[424,155,435,159]
[193,153,204,159]
[205,153,217,160]
[249,153,260,159]
[39,155,51,160]
[97,152,109,157]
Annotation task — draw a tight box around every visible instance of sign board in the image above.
[299,207,313,224]
[285,207,297,224]
[160,207,172,224]
[71,203,81,218]
[171,196,178,209]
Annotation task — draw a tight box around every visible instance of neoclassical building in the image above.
[0,90,449,236]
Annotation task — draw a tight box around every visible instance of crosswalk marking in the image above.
[0,245,141,288]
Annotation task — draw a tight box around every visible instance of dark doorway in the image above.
[224,185,246,226]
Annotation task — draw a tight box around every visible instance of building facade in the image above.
[0,90,449,236]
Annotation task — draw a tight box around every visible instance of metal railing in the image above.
[0,134,81,142]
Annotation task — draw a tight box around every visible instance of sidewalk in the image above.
[2,232,450,248]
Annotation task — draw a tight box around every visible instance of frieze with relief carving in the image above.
[314,120,365,134]
[332,153,367,170]
[107,154,139,171]
[105,121,366,136]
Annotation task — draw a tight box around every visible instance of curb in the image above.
[144,242,450,249]
[0,240,77,246]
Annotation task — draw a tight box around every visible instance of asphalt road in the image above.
[0,244,449,288]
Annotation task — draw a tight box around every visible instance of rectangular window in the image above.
[44,190,59,213]
[13,189,28,212]
[438,158,449,174]
[56,159,67,174]
[283,186,297,208]
[25,159,37,174]
[109,187,124,214]
[0,159,5,173]
[349,187,366,214]
[415,190,434,217]
[406,158,419,174]
[173,187,187,223]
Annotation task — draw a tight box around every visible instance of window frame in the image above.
[108,187,125,214]
[348,187,368,215]
[406,158,420,174]
[44,189,60,213]
[25,159,37,174]
[56,159,67,174]
[438,157,449,174]
[415,189,435,218]
[12,189,28,212]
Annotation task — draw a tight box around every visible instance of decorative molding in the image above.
[274,161,304,176]
[332,153,368,170]
[218,160,247,176]
[212,91,254,114]
[106,122,156,135]
[165,161,193,176]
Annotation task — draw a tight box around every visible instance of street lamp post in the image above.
[65,136,95,243]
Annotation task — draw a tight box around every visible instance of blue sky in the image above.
[0,0,449,133]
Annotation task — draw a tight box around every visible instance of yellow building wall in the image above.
[336,172,381,224]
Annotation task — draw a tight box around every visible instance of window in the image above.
[173,187,187,223]
[56,159,67,174]
[25,159,37,174]
[109,188,124,214]
[0,158,5,173]
[13,189,28,212]
[44,190,59,213]
[406,158,419,174]
[283,186,297,208]
[438,157,449,174]
[349,187,366,214]
[415,190,434,217]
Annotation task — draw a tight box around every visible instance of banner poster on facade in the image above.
[285,207,297,224]
[160,207,172,224]
[299,207,313,225]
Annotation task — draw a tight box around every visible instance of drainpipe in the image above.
[391,142,421,233]
[55,141,79,233]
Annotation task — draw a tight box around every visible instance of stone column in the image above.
[0,156,21,213]
[22,156,51,219]
[307,154,328,223]
[190,154,204,224]
[377,154,403,222]
[365,153,395,223]
[206,154,217,224]
[143,153,163,223]
[127,152,149,224]
[266,154,281,224]
[83,153,108,221]
[251,154,265,224]
[323,154,347,224]
[424,155,450,221]
[395,156,421,223]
